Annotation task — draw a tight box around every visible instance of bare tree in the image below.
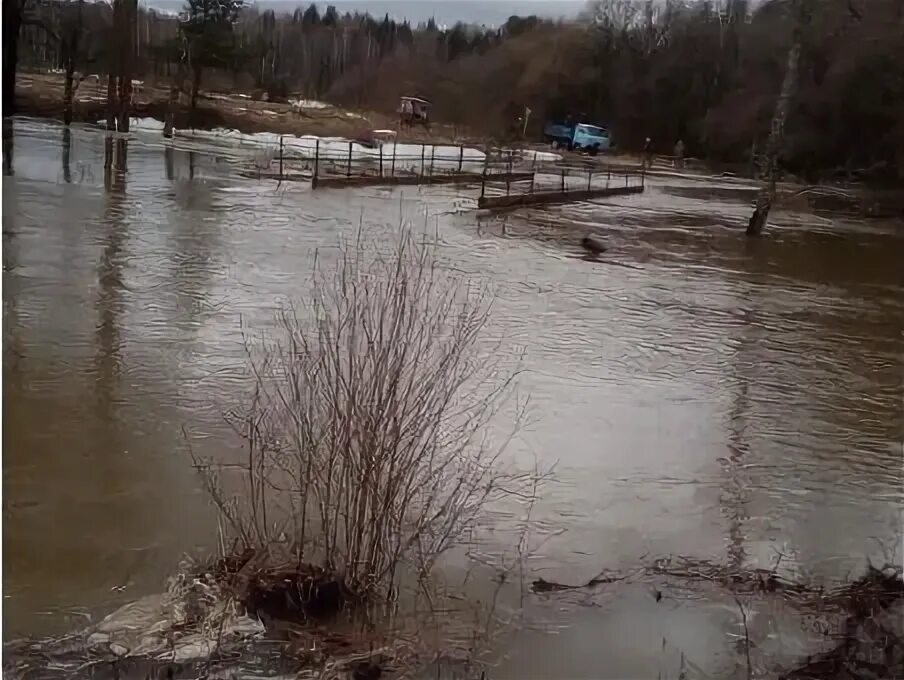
[104,0,136,131]
[191,228,526,601]
[60,0,84,125]
[747,0,809,236]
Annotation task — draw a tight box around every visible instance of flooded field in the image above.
[3,118,903,677]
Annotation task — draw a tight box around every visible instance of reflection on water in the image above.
[61,128,71,184]
[2,118,902,676]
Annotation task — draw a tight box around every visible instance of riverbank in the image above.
[14,72,903,220]
[6,548,902,679]
[13,71,471,145]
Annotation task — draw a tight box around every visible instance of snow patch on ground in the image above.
[90,119,489,173]
[95,116,166,132]
[289,98,330,111]
[169,127,488,171]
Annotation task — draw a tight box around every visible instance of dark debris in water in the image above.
[3,639,302,680]
[780,567,904,680]
[534,557,904,680]
[4,549,391,680]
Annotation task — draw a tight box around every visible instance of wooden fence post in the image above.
[391,142,396,177]
[458,145,464,173]
[279,135,284,179]
[561,168,566,192]
[420,144,425,178]
[347,141,353,177]
[379,144,383,177]
[587,170,592,191]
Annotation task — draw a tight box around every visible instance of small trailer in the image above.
[398,96,431,128]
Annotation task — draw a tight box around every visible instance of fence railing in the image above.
[243,138,647,202]
[245,137,518,183]
[479,159,645,203]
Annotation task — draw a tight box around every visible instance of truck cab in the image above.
[572,124,610,152]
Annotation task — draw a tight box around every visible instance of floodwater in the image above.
[3,118,903,677]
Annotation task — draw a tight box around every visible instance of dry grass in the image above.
[190,226,527,607]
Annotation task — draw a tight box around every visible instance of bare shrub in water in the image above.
[193,228,523,602]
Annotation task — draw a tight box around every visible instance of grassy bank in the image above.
[13,71,471,145]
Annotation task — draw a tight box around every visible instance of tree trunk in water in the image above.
[115,0,134,133]
[164,82,177,138]
[62,65,76,126]
[62,0,83,126]
[746,4,805,236]
[61,126,72,182]
[191,65,202,114]
[117,75,132,133]
[106,0,135,133]
[746,194,771,236]
[3,118,14,175]
[106,74,118,131]
[3,0,23,118]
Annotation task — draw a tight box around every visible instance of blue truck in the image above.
[543,121,611,153]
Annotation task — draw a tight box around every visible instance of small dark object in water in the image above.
[532,577,572,592]
[581,235,607,255]
[654,589,662,602]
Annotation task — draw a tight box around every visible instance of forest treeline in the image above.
[7,0,904,180]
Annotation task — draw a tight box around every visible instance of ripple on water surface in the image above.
[3,118,902,676]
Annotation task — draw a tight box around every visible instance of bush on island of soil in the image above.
[190,227,524,618]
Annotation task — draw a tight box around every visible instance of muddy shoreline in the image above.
[6,550,902,680]
[13,72,904,218]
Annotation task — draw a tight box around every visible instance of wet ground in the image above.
[3,117,903,678]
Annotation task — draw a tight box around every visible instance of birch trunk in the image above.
[747,2,806,236]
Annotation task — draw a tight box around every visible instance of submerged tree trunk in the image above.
[3,118,14,175]
[62,67,75,125]
[116,0,135,133]
[61,126,71,182]
[164,82,178,138]
[190,64,202,114]
[61,0,84,126]
[747,2,806,236]
[105,74,118,130]
[117,75,132,133]
[106,0,134,133]
[3,0,25,118]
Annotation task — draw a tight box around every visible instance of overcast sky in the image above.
[144,0,587,26]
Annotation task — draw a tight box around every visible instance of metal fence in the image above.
[243,138,543,185]
[479,159,645,203]
[241,137,647,202]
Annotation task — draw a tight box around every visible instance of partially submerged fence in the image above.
[240,136,646,207]
[242,137,535,188]
[477,160,645,209]
[311,140,536,189]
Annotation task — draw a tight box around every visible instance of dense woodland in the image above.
[5,0,904,180]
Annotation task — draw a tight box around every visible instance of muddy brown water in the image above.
[3,118,903,678]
